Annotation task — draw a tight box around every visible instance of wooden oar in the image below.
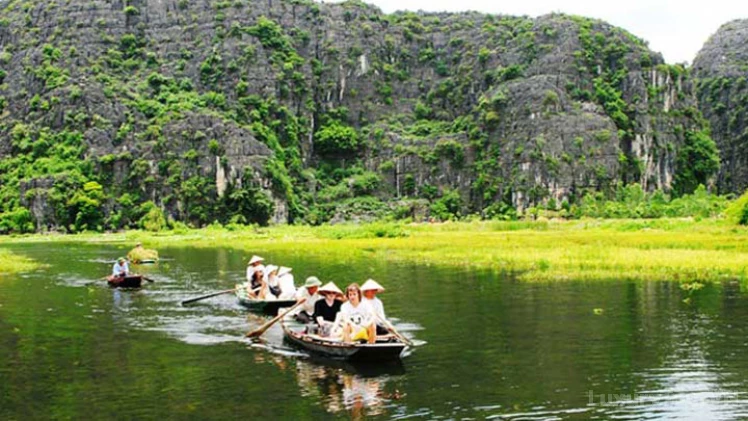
[181,288,237,305]
[141,275,155,283]
[377,315,413,346]
[246,298,306,338]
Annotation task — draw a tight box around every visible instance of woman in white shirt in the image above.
[334,283,375,343]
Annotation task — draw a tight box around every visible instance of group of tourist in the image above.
[244,255,389,344]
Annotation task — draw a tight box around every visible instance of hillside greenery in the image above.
[0,1,725,234]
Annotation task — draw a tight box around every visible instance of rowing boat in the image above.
[235,286,296,315]
[107,275,143,288]
[281,317,408,362]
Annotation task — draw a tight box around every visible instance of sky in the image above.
[328,0,748,65]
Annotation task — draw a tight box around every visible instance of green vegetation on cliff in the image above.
[0,0,723,233]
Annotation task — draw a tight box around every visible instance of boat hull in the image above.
[237,297,296,315]
[282,321,407,362]
[107,275,143,288]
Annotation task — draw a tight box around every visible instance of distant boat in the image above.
[107,275,143,288]
[133,259,157,264]
[281,317,408,362]
[235,287,296,315]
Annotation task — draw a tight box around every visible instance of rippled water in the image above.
[3,242,748,419]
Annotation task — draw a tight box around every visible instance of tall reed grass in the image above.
[0,248,41,275]
[3,219,747,282]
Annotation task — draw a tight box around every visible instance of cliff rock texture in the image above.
[693,19,748,195]
[0,0,718,231]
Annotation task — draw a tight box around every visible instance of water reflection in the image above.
[253,351,406,419]
[295,359,405,419]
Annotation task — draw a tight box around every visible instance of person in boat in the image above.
[361,279,389,335]
[294,276,322,323]
[277,266,296,300]
[314,282,344,336]
[247,267,267,299]
[333,283,376,344]
[127,242,158,263]
[112,257,129,278]
[246,255,265,283]
[264,265,281,299]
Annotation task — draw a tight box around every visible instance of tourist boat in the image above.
[235,287,296,315]
[281,317,408,362]
[107,275,143,288]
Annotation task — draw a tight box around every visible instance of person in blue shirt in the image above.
[112,257,129,277]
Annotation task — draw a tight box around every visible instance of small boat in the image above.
[107,275,143,288]
[133,259,157,264]
[235,287,296,315]
[281,318,408,362]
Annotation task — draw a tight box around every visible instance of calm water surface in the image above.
[3,242,748,420]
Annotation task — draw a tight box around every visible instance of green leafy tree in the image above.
[673,130,720,195]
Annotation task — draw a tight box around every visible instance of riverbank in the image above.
[2,218,747,282]
[0,248,43,275]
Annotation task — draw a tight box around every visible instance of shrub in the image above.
[138,201,167,232]
[725,189,748,225]
[0,207,35,233]
[315,122,359,156]
[430,189,463,220]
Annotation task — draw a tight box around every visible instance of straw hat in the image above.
[264,265,279,276]
[361,279,385,293]
[318,281,343,297]
[248,255,264,265]
[278,266,292,277]
[304,276,322,288]
[117,257,126,263]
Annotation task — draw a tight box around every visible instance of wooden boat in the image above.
[133,259,157,264]
[235,287,296,315]
[281,318,408,362]
[107,275,143,288]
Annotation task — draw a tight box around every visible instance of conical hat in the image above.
[361,279,385,293]
[264,265,279,276]
[318,281,343,297]
[248,255,264,265]
[278,266,292,277]
[304,276,322,287]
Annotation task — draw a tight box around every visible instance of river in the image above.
[2,242,748,419]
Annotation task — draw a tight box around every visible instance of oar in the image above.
[141,276,155,283]
[181,288,237,305]
[376,315,413,346]
[246,298,306,338]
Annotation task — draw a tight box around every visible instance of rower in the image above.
[294,276,322,323]
[112,257,129,278]
[361,279,389,335]
[127,242,159,263]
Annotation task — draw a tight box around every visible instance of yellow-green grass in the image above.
[0,248,42,275]
[3,219,747,282]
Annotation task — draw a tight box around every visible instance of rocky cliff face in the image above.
[0,0,718,231]
[693,19,748,194]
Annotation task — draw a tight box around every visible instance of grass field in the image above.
[3,218,747,283]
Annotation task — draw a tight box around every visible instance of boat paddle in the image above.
[246,298,306,339]
[141,275,155,283]
[181,288,237,305]
[377,315,413,346]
